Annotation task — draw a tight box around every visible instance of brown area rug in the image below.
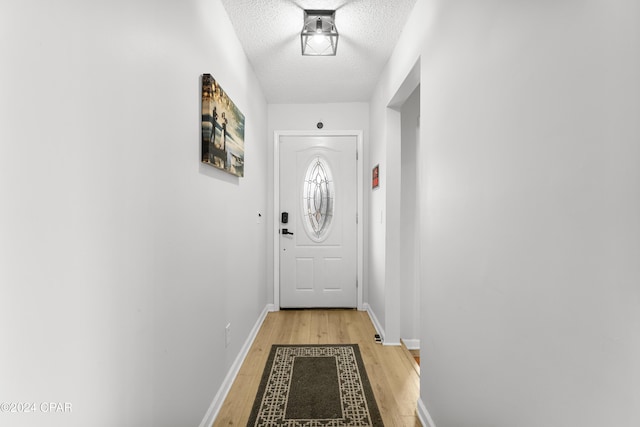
[247,344,384,426]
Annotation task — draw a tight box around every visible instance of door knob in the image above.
[282,228,294,235]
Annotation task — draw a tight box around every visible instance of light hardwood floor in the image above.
[213,309,421,427]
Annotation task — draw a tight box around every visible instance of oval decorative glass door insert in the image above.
[302,156,335,241]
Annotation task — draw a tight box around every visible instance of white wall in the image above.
[368,10,426,343]
[0,2,268,427]
[373,0,640,426]
[368,94,390,338]
[267,103,369,304]
[420,0,640,425]
[400,87,421,345]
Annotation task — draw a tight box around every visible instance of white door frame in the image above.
[273,130,364,310]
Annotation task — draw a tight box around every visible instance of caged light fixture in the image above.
[301,10,338,56]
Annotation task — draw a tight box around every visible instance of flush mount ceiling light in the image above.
[301,10,338,56]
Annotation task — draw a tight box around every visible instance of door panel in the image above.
[280,135,357,308]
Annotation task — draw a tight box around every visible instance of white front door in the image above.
[279,135,357,308]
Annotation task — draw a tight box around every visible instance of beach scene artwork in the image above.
[201,74,245,177]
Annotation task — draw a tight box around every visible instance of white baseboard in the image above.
[198,304,275,427]
[417,398,437,427]
[363,303,385,343]
[401,339,421,350]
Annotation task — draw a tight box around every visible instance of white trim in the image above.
[401,339,421,350]
[417,398,437,427]
[273,130,364,310]
[364,303,399,346]
[363,303,385,343]
[198,304,275,427]
[273,133,281,310]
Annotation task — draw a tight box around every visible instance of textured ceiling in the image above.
[220,0,417,103]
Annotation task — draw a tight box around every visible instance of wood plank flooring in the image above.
[213,309,421,427]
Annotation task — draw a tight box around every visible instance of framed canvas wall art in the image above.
[201,74,245,177]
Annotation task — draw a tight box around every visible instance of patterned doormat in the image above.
[247,344,384,426]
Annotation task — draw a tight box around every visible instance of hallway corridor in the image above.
[214,310,421,426]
